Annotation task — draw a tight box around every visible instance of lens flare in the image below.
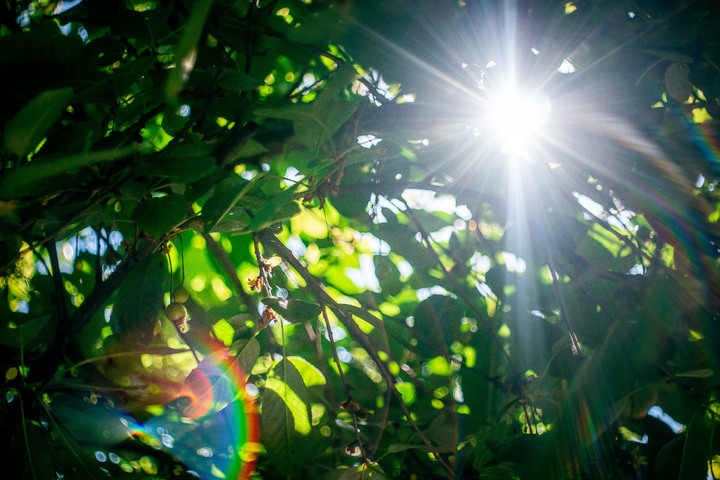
[52,343,259,480]
[135,347,260,480]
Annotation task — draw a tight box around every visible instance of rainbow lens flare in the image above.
[134,349,260,480]
[50,345,259,480]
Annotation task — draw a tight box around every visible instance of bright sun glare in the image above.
[486,87,551,155]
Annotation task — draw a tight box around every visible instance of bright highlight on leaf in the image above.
[264,377,311,435]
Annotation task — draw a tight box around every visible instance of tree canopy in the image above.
[2,0,720,479]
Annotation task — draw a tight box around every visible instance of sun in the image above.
[483,86,551,156]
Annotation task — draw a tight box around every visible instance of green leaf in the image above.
[652,434,707,480]
[336,467,364,480]
[375,221,435,270]
[0,316,51,348]
[412,295,463,357]
[245,197,302,233]
[219,70,261,91]
[213,318,234,346]
[333,304,383,329]
[110,254,167,345]
[374,255,403,296]
[286,8,345,46]
[211,208,252,232]
[262,297,322,322]
[0,145,137,199]
[262,359,312,477]
[233,139,269,159]
[254,65,358,150]
[138,154,217,183]
[386,443,424,454]
[405,208,454,233]
[422,412,457,453]
[575,234,614,267]
[202,173,266,233]
[395,382,416,405]
[233,337,260,377]
[329,192,371,218]
[254,104,313,121]
[4,87,73,157]
[165,0,214,103]
[287,356,326,387]
[131,194,188,238]
[294,98,358,149]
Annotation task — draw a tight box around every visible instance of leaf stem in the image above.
[546,251,583,358]
[18,391,38,480]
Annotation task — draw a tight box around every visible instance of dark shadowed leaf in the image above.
[131,194,188,238]
[202,173,266,233]
[233,337,260,377]
[262,297,322,322]
[412,295,463,357]
[4,87,73,157]
[138,154,217,183]
[110,254,167,345]
[652,434,707,480]
[0,315,50,348]
[165,0,213,102]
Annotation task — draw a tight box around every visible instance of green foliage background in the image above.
[1,0,720,479]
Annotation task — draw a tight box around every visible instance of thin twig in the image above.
[61,348,193,372]
[320,304,370,464]
[546,250,584,358]
[253,233,274,298]
[47,241,69,322]
[19,391,38,480]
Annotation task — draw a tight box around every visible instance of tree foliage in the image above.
[1,0,720,479]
